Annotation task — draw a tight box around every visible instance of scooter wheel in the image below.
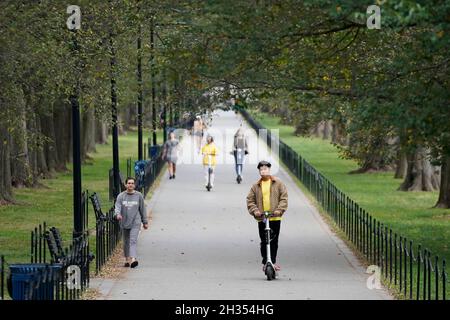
[265,265,276,281]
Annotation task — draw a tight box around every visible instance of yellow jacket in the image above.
[201,143,219,166]
[246,176,288,222]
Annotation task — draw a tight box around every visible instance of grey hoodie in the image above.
[233,128,248,151]
[114,191,147,229]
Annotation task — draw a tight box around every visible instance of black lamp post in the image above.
[150,17,157,146]
[110,32,120,200]
[162,68,167,143]
[137,23,143,161]
[68,7,83,239]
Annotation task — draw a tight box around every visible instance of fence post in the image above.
[435,256,439,300]
[443,260,446,300]
[1,255,4,300]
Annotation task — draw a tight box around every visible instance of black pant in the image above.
[258,220,281,264]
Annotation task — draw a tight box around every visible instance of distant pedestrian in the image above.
[192,115,206,153]
[114,177,148,268]
[162,131,180,179]
[231,122,249,180]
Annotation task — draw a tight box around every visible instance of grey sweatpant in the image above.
[123,227,140,258]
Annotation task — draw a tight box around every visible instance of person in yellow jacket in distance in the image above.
[201,135,219,188]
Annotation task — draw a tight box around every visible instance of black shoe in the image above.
[130,260,139,268]
[124,262,130,267]
[172,175,175,179]
[169,175,173,179]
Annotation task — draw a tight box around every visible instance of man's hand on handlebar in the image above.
[254,210,262,218]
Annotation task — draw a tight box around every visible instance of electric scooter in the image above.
[206,154,213,191]
[263,211,276,281]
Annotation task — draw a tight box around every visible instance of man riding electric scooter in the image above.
[246,160,288,280]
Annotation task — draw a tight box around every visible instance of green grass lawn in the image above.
[250,111,450,289]
[0,129,163,264]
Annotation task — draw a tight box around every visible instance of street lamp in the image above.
[67,5,83,239]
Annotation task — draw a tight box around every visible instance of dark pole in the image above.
[137,23,143,161]
[70,30,83,239]
[169,72,173,127]
[173,76,179,125]
[110,32,120,199]
[150,17,157,146]
[162,68,167,143]
[169,95,173,127]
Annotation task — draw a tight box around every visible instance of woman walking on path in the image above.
[192,115,206,154]
[162,131,180,179]
[114,177,148,268]
[231,123,249,181]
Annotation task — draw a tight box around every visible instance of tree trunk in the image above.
[117,113,126,135]
[82,107,96,156]
[323,120,332,140]
[398,146,440,191]
[10,91,33,188]
[310,121,324,138]
[40,109,59,175]
[34,113,49,179]
[277,106,291,125]
[27,112,38,185]
[95,119,108,144]
[434,156,450,208]
[121,105,134,132]
[349,134,395,174]
[53,99,70,170]
[0,125,14,204]
[350,157,393,174]
[394,150,408,179]
[331,121,342,145]
[23,88,44,185]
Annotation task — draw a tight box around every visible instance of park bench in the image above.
[89,192,108,222]
[44,227,66,264]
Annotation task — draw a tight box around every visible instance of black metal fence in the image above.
[127,144,165,198]
[89,192,121,274]
[1,255,5,300]
[6,228,92,301]
[142,145,164,197]
[241,109,448,300]
[2,192,93,300]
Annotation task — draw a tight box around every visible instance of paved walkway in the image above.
[101,110,392,300]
